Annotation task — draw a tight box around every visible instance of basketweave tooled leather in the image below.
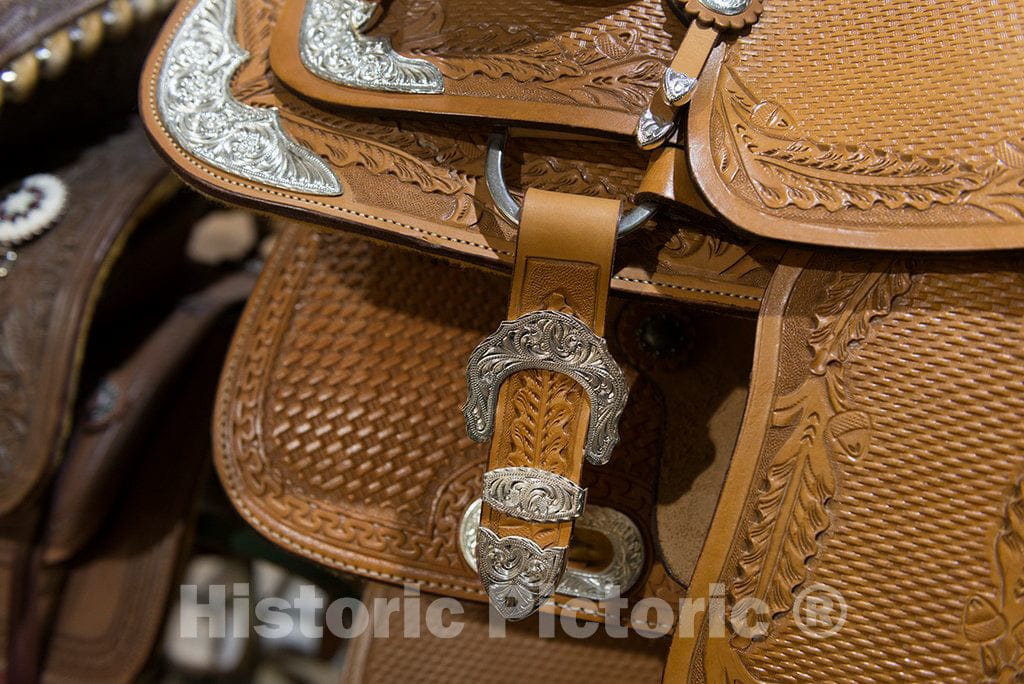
[340,582,669,684]
[140,0,1024,253]
[139,0,783,312]
[664,252,1024,683]
[215,220,713,623]
[269,0,686,136]
[686,1,1024,250]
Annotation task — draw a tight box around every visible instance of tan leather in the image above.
[214,221,698,623]
[270,0,685,137]
[140,0,782,311]
[665,252,1024,682]
[341,582,669,684]
[637,142,712,215]
[686,1,1024,250]
[141,1,1024,679]
[643,22,717,132]
[143,0,1024,264]
[479,189,620,585]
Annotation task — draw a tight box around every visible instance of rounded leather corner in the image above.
[686,45,1024,252]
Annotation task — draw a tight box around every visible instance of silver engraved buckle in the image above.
[462,309,629,618]
[460,500,646,608]
[475,528,567,620]
[463,309,628,466]
[482,467,586,522]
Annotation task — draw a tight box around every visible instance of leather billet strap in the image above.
[635,0,763,149]
[466,188,623,620]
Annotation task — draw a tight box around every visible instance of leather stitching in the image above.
[145,8,760,305]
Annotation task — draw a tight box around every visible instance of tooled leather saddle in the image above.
[142,0,1024,681]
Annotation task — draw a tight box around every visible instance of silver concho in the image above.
[0,174,66,246]
[156,0,342,195]
[475,526,566,620]
[300,0,444,94]
[699,0,751,15]
[663,68,698,107]
[460,500,645,602]
[634,107,675,150]
[463,310,628,466]
[482,467,586,523]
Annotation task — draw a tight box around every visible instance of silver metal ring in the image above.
[485,132,657,237]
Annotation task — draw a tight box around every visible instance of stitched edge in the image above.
[211,232,677,629]
[613,275,761,301]
[144,0,761,306]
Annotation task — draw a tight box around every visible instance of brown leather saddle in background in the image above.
[142,0,1024,681]
[0,1,259,680]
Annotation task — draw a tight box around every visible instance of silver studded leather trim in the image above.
[300,0,444,94]
[635,107,675,150]
[663,68,698,106]
[463,310,628,466]
[476,526,566,620]
[460,500,646,602]
[482,467,586,522]
[157,0,342,195]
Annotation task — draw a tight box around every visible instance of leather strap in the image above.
[477,188,621,618]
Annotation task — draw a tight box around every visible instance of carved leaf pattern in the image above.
[233,0,279,100]
[705,638,757,684]
[716,67,1024,217]
[394,0,447,49]
[732,266,909,629]
[732,387,837,619]
[285,117,468,196]
[541,58,663,111]
[961,475,1024,680]
[437,44,584,83]
[997,477,1024,643]
[507,372,578,475]
[807,265,913,375]
[969,168,1024,221]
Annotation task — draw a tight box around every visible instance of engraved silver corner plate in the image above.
[699,0,751,15]
[482,467,586,523]
[460,499,645,602]
[663,68,697,107]
[476,526,566,620]
[635,107,675,150]
[463,310,628,466]
[300,0,444,94]
[157,0,342,195]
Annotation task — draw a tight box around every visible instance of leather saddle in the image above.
[142,0,1024,681]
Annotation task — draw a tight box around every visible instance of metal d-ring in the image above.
[485,132,657,237]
